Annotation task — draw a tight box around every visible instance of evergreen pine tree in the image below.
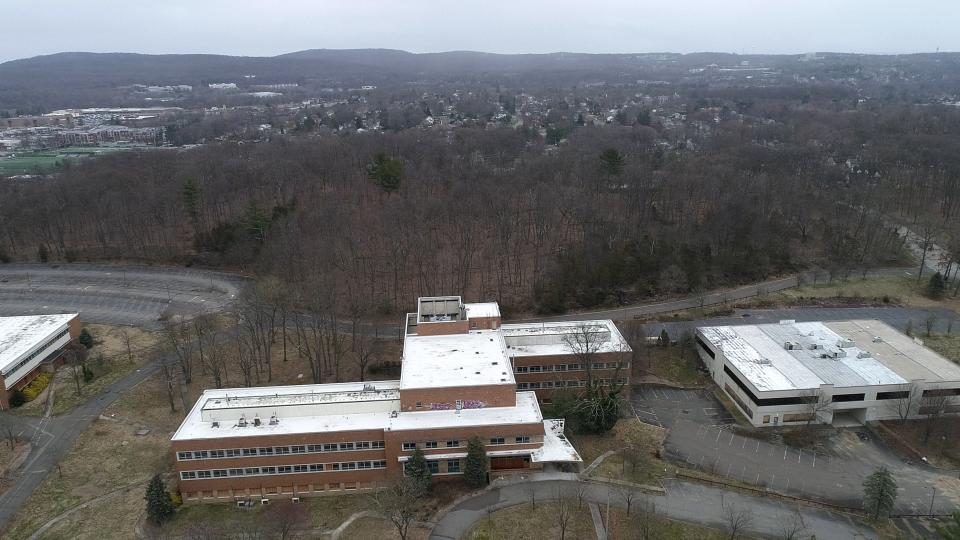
[78,328,94,349]
[404,447,432,495]
[659,328,670,347]
[863,466,897,519]
[144,474,174,525]
[926,272,946,299]
[366,153,403,194]
[599,148,624,177]
[464,437,489,489]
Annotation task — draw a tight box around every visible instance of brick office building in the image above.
[172,296,629,502]
[0,314,81,410]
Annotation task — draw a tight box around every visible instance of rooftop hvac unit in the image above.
[872,336,883,343]
[857,351,872,359]
[269,414,279,426]
[779,319,796,325]
[238,415,247,427]
[211,421,220,428]
[837,339,855,348]
[253,415,261,427]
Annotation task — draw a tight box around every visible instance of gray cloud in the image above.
[2,0,958,62]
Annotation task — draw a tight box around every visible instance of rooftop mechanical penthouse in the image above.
[172,296,630,502]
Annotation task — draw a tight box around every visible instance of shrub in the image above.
[8,389,26,408]
[926,272,946,300]
[82,365,95,383]
[144,474,175,525]
[21,371,53,401]
[464,437,489,489]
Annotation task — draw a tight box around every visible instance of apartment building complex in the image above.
[696,319,960,427]
[0,313,81,410]
[172,296,630,502]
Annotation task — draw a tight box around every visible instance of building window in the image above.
[330,463,340,471]
[212,469,228,477]
[425,441,438,449]
[403,442,416,451]
[339,442,355,451]
[341,462,357,470]
[291,445,306,454]
[177,451,191,461]
[447,460,461,473]
[293,465,309,473]
[356,441,371,450]
[831,393,865,403]
[446,440,460,448]
[427,461,439,474]
[877,391,910,400]
[309,464,323,472]
[568,363,581,371]
[555,364,567,372]
[762,415,770,424]
[529,366,541,373]
[261,466,276,475]
[490,437,505,445]
[517,383,529,390]
[244,467,260,475]
[258,447,274,456]
[274,446,290,455]
[277,466,292,474]
[416,401,423,409]
[374,460,387,469]
[515,366,528,373]
[180,471,196,480]
[372,441,386,449]
[591,363,604,370]
[307,444,322,453]
[228,468,243,476]
[515,436,531,444]
[197,470,212,479]
[358,461,372,469]
[323,443,338,452]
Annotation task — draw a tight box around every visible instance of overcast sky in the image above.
[3,0,958,63]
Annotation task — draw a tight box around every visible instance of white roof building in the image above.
[0,313,77,392]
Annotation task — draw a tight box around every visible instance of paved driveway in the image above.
[429,478,876,539]
[663,420,960,514]
[630,386,735,428]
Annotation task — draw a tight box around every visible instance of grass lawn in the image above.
[0,155,63,175]
[341,516,430,540]
[605,507,732,540]
[466,502,595,540]
[572,418,669,485]
[633,344,709,387]
[50,325,159,416]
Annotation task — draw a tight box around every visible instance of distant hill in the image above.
[3,48,960,113]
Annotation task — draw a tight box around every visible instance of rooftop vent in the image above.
[253,415,262,427]
[238,415,247,427]
[872,336,883,343]
[390,411,399,418]
[212,421,220,428]
[269,414,279,426]
[363,384,376,392]
[857,351,872,359]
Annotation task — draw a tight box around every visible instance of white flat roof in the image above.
[500,320,632,357]
[0,314,76,373]
[172,381,543,441]
[532,419,582,463]
[464,302,500,318]
[400,330,515,390]
[699,320,918,392]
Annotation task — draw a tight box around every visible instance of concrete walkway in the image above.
[428,479,876,539]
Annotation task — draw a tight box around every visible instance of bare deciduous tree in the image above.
[723,503,755,540]
[634,498,658,540]
[370,480,421,540]
[555,490,574,540]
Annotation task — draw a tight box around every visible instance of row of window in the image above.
[517,379,627,390]
[402,436,530,451]
[405,459,461,475]
[177,441,386,461]
[514,362,627,374]
[3,328,69,378]
[180,460,388,480]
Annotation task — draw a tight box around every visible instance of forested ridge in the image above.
[7,100,960,314]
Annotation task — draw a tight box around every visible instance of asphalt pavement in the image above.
[429,478,876,539]
[0,263,247,328]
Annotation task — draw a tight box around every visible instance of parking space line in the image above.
[755,440,760,453]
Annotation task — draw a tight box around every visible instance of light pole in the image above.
[929,487,936,516]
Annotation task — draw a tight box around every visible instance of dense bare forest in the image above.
[8,98,960,314]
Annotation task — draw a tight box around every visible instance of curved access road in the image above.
[0,263,249,328]
[429,478,876,539]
